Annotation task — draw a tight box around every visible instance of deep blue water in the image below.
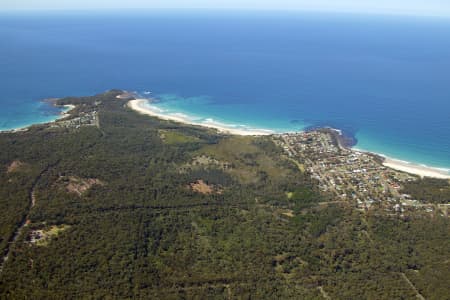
[0,10,449,170]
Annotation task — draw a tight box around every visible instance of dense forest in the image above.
[0,90,449,299]
[401,177,450,204]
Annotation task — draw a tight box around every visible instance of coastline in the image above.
[2,96,448,180]
[382,157,450,180]
[0,104,75,133]
[128,98,450,180]
[58,104,76,119]
[352,146,450,179]
[127,99,275,136]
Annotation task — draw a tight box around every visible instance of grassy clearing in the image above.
[64,176,104,196]
[159,130,200,144]
[288,158,305,173]
[31,225,71,246]
[198,136,289,184]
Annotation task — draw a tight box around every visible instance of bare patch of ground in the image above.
[191,155,231,169]
[281,210,295,218]
[180,155,231,174]
[61,176,104,196]
[189,180,222,195]
[28,225,71,246]
[6,160,27,173]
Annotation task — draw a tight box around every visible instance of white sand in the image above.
[129,99,450,179]
[383,158,450,179]
[127,99,274,136]
[58,104,76,119]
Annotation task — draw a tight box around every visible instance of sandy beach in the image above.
[128,99,450,179]
[59,104,76,119]
[383,157,450,179]
[127,99,274,136]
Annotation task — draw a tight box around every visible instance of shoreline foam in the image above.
[127,99,275,136]
[382,157,450,179]
[353,147,450,179]
[128,98,450,179]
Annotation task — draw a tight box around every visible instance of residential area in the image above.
[274,130,449,216]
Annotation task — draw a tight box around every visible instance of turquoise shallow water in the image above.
[147,91,450,172]
[0,100,67,131]
[0,10,449,170]
[149,94,310,133]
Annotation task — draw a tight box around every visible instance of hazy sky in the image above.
[2,0,450,17]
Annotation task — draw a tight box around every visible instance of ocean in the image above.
[0,10,449,170]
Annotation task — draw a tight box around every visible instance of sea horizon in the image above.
[1,10,449,171]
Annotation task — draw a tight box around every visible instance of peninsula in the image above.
[0,90,449,299]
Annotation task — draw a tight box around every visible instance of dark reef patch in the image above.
[304,122,358,148]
